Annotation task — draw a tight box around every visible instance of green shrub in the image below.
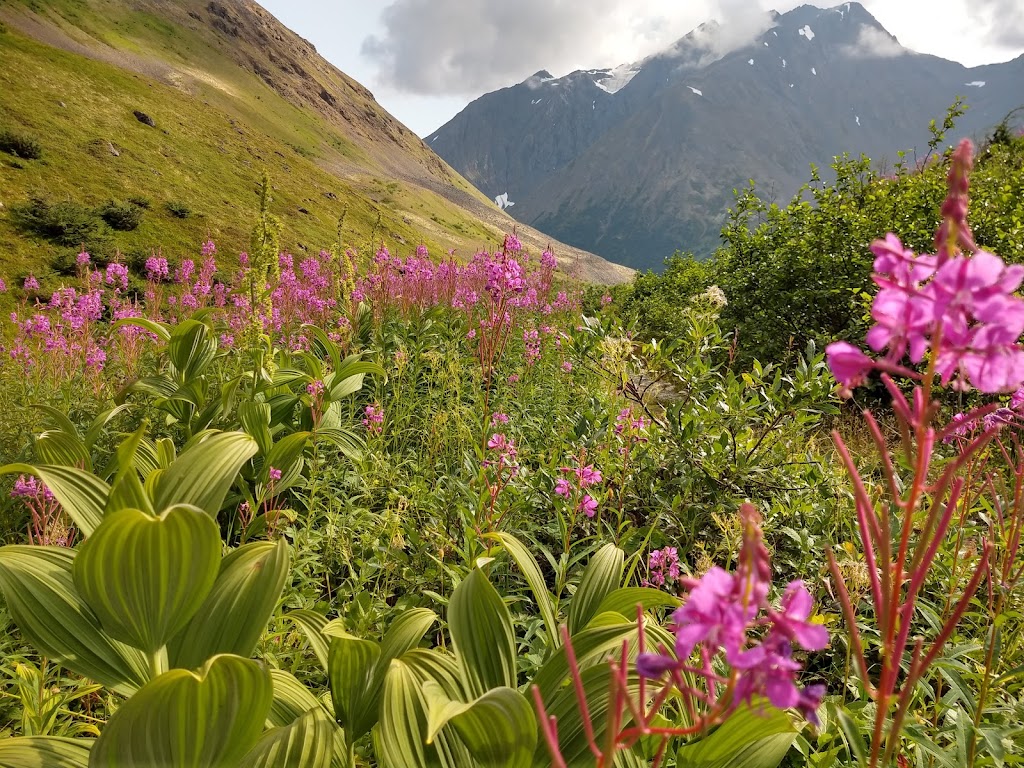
[9,195,104,247]
[127,195,151,209]
[165,200,192,219]
[0,129,42,160]
[99,199,144,231]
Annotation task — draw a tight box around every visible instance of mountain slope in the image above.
[0,0,632,284]
[429,2,1024,270]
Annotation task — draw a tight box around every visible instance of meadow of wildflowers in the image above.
[0,134,1023,767]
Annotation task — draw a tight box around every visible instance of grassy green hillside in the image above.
[0,0,572,288]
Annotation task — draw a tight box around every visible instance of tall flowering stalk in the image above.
[825,139,1018,766]
[534,504,826,767]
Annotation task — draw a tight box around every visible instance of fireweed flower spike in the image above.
[824,139,1000,767]
[536,504,827,767]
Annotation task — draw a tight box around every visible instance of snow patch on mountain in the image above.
[494,192,514,210]
[966,80,986,87]
[799,25,816,41]
[687,86,703,96]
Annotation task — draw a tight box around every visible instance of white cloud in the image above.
[839,24,907,58]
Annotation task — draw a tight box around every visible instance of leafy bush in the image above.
[165,199,192,218]
[127,195,151,209]
[99,199,144,231]
[0,129,42,160]
[9,195,104,247]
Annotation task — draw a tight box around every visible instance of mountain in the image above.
[427,2,1024,271]
[0,0,631,284]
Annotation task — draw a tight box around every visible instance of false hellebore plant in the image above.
[825,139,1020,767]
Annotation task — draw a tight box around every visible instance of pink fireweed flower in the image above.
[306,380,325,398]
[554,478,571,498]
[0,279,6,292]
[561,360,573,372]
[636,505,826,725]
[647,546,680,588]
[268,467,282,482]
[76,251,91,267]
[491,412,509,425]
[829,139,1024,394]
[578,493,598,517]
[362,404,384,434]
[23,275,39,291]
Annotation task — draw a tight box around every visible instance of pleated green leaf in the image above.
[239,401,273,456]
[243,708,335,768]
[567,543,624,637]
[0,546,148,692]
[268,669,334,727]
[152,432,257,517]
[0,736,91,767]
[380,608,438,667]
[0,464,109,537]
[448,568,517,699]
[674,703,796,768]
[90,655,273,768]
[73,505,221,653]
[533,613,638,702]
[595,587,681,621]
[328,632,381,738]
[267,670,349,768]
[424,683,537,768]
[287,610,332,670]
[484,532,559,652]
[168,319,218,379]
[34,431,91,470]
[168,539,290,669]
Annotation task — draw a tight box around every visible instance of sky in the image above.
[258,0,1024,138]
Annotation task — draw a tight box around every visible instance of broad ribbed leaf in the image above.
[268,669,334,727]
[287,610,332,670]
[90,655,272,768]
[239,402,273,456]
[0,736,91,767]
[484,532,559,651]
[315,428,365,461]
[674,704,796,768]
[449,568,517,698]
[0,546,148,691]
[380,608,438,666]
[73,505,220,653]
[400,649,464,698]
[84,404,132,449]
[533,614,638,702]
[265,432,311,478]
[377,660,431,768]
[169,539,290,669]
[0,464,109,537]
[301,324,343,372]
[34,431,91,470]
[328,633,381,738]
[595,587,681,621]
[153,432,257,517]
[424,684,537,768]
[243,708,335,768]
[567,543,624,636]
[168,319,217,379]
[110,317,171,343]
[31,405,79,436]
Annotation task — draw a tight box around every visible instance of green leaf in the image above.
[674,704,797,768]
[594,587,681,621]
[239,401,273,456]
[265,432,311,478]
[243,708,335,768]
[153,432,258,517]
[484,532,560,652]
[376,660,432,768]
[567,543,624,636]
[90,655,272,768]
[0,736,91,767]
[424,683,537,768]
[328,632,381,739]
[268,669,334,727]
[315,428,365,461]
[0,464,109,537]
[287,610,332,670]
[73,505,221,653]
[168,319,218,379]
[0,546,148,692]
[448,568,517,698]
[110,316,171,344]
[533,614,638,702]
[34,431,91,470]
[328,607,436,741]
[169,539,290,669]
